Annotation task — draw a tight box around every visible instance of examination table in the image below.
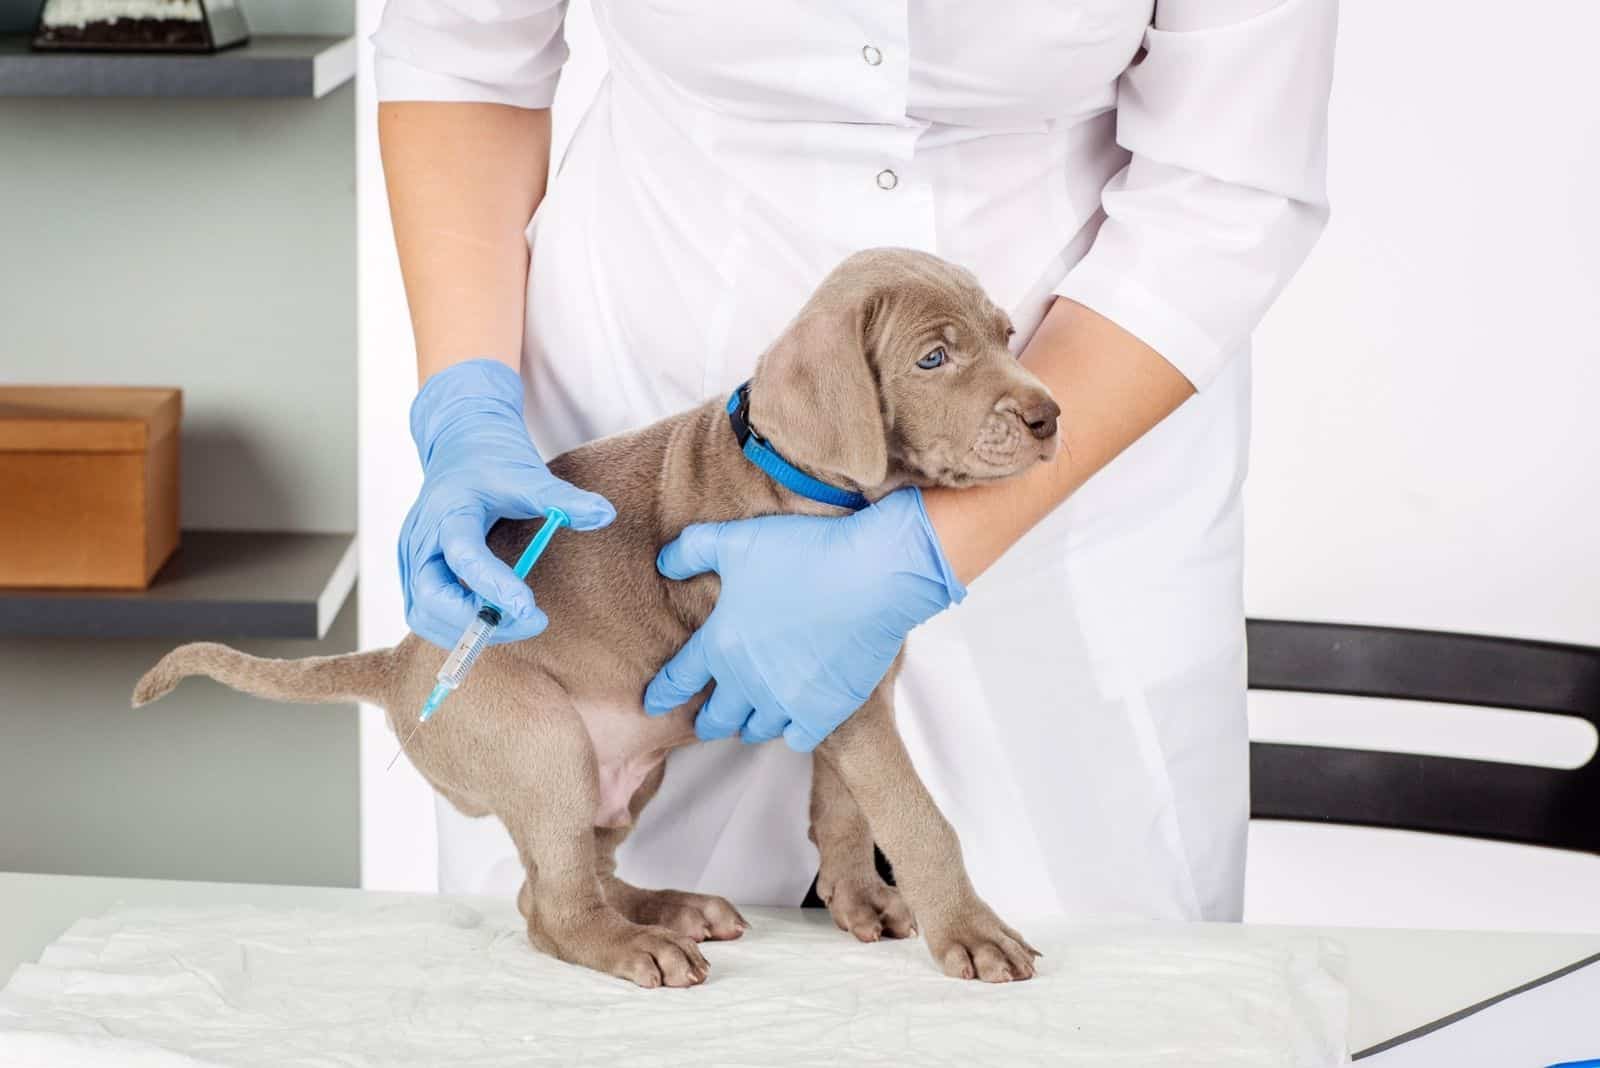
[1,872,1596,1065]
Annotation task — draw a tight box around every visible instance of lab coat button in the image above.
[861,44,883,66]
[875,168,898,190]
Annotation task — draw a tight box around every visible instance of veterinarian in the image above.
[375,1,1337,923]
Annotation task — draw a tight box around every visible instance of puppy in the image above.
[134,248,1061,988]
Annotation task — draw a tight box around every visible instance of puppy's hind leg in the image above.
[810,756,915,942]
[475,680,710,988]
[594,764,748,943]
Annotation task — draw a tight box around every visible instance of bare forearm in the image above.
[378,102,552,384]
[923,297,1196,584]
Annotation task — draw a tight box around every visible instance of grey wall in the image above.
[1,0,362,887]
[0,2,36,32]
[0,598,360,885]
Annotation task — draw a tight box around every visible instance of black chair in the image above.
[1248,619,1600,853]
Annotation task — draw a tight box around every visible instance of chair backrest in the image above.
[1247,619,1600,853]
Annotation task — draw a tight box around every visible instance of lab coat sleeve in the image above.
[372,0,569,109]
[1055,0,1338,389]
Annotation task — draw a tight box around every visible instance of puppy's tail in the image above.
[132,642,397,709]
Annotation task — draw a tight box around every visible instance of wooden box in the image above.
[0,387,181,589]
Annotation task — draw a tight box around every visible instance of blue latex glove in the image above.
[399,358,614,649]
[643,487,965,752]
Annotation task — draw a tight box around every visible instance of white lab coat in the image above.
[373,0,1336,923]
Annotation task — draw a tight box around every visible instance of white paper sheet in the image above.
[0,902,1349,1067]
[1360,954,1600,1067]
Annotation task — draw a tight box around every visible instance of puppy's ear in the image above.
[749,291,888,490]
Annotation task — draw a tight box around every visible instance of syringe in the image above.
[418,605,504,722]
[389,508,569,769]
[421,505,569,721]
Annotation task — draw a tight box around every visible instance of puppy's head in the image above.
[749,248,1060,494]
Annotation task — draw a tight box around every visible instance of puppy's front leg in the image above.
[809,756,915,941]
[472,678,710,988]
[816,686,1040,982]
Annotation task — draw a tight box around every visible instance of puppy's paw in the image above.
[603,924,713,989]
[923,904,1040,983]
[819,872,916,943]
[548,918,711,989]
[529,904,712,988]
[608,885,748,943]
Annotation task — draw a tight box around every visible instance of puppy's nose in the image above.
[1021,399,1060,441]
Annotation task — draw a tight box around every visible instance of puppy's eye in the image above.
[916,346,947,370]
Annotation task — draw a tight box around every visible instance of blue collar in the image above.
[727,383,869,511]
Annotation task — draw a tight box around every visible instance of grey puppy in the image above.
[134,248,1061,988]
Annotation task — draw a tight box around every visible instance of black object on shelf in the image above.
[32,0,249,54]
[0,33,354,97]
[0,530,358,640]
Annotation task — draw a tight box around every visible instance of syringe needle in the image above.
[387,712,428,770]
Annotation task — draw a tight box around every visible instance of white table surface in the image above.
[3,871,1597,1057]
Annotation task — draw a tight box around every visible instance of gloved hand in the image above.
[399,358,615,649]
[643,487,965,752]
